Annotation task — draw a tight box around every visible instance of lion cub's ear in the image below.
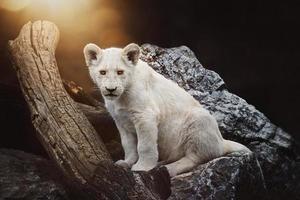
[83,43,102,66]
[122,43,140,66]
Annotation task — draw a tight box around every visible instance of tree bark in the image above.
[8,20,170,199]
[8,20,110,183]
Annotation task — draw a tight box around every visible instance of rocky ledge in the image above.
[141,44,300,199]
[169,152,266,200]
[0,149,69,200]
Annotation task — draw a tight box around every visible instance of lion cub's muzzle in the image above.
[103,87,119,98]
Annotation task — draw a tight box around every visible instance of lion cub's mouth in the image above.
[104,94,118,97]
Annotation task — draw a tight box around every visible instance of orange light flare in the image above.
[0,0,32,11]
[0,0,131,91]
[0,0,131,46]
[0,0,91,17]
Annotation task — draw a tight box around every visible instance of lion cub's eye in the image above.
[100,70,106,75]
[117,70,124,75]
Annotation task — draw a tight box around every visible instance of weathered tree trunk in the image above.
[8,20,170,199]
[8,20,110,183]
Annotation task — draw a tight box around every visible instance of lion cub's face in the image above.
[83,43,140,101]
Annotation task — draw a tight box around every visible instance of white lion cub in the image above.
[83,43,250,177]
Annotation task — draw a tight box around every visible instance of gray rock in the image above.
[0,149,69,200]
[169,152,266,200]
[141,44,300,200]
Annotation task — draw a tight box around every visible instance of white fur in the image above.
[84,43,251,177]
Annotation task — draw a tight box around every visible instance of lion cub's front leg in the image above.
[131,113,159,171]
[115,122,138,168]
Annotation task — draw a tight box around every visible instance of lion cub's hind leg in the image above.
[165,109,224,177]
[165,153,199,177]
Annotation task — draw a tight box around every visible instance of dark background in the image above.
[124,1,300,141]
[0,0,299,154]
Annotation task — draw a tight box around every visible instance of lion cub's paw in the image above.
[115,160,130,169]
[131,163,155,172]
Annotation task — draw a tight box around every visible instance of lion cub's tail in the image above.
[223,139,251,154]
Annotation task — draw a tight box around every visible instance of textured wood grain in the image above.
[8,20,111,183]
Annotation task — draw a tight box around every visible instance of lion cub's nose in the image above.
[105,87,117,93]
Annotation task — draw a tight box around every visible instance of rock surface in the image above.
[0,149,69,200]
[141,44,300,200]
[170,152,266,200]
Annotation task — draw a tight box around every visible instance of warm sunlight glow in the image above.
[0,0,91,13]
[1,0,131,90]
[27,0,93,20]
[0,0,32,11]
[0,0,130,47]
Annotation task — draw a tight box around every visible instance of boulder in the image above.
[141,44,300,199]
[0,149,69,200]
[169,152,266,200]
